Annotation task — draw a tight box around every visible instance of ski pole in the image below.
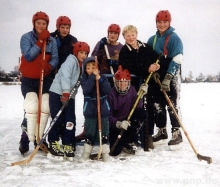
[110,52,163,155]
[95,56,103,160]
[36,41,48,153]
[11,79,81,166]
[156,77,212,164]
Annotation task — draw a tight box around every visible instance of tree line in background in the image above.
[0,66,220,83]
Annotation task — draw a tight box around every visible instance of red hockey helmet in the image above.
[73,42,90,56]
[114,65,131,81]
[32,11,49,25]
[56,16,71,29]
[156,10,171,22]
[108,24,121,34]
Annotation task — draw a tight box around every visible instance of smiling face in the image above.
[58,25,70,38]
[34,19,48,34]
[156,20,170,36]
[123,30,137,46]
[108,31,119,43]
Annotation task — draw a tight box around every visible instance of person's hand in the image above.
[41,60,52,73]
[60,92,70,105]
[116,120,130,130]
[152,72,160,83]
[98,37,108,50]
[93,69,100,80]
[138,83,148,96]
[161,73,173,92]
[36,30,50,48]
[148,63,160,73]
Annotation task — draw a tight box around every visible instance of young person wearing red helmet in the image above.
[50,16,78,71]
[108,66,148,156]
[18,11,58,155]
[91,24,123,86]
[48,42,90,161]
[78,56,111,163]
[147,10,183,149]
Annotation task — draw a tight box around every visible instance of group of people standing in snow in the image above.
[18,9,183,162]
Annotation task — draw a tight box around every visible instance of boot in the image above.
[63,145,75,161]
[168,128,183,146]
[25,113,37,142]
[102,144,110,162]
[19,130,30,155]
[39,113,50,139]
[153,127,168,145]
[78,143,93,163]
[146,135,154,150]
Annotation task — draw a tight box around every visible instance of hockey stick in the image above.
[104,44,115,77]
[110,53,163,155]
[156,78,212,164]
[11,79,81,166]
[36,41,48,154]
[95,56,102,160]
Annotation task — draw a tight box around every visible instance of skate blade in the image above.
[169,142,183,151]
[65,156,74,161]
[153,139,168,145]
[47,153,64,160]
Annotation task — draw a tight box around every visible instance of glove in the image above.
[41,60,52,73]
[60,92,70,105]
[139,83,148,96]
[106,59,118,67]
[98,37,108,50]
[161,73,173,92]
[116,120,130,130]
[152,72,160,83]
[36,30,50,48]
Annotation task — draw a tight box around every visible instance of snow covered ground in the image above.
[0,83,220,187]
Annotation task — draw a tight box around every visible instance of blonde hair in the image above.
[122,25,138,36]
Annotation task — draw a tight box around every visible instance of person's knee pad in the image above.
[41,93,50,114]
[24,92,38,114]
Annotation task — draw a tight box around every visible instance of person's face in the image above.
[115,80,129,91]
[34,19,47,34]
[108,31,119,42]
[86,63,95,75]
[123,30,137,46]
[156,20,170,35]
[59,25,70,38]
[77,51,88,63]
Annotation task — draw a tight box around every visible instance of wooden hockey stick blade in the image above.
[197,154,212,164]
[40,143,48,154]
[11,145,40,166]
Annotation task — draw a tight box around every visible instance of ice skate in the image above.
[19,130,30,155]
[153,127,168,145]
[47,141,64,160]
[63,145,75,161]
[122,144,136,155]
[168,128,183,150]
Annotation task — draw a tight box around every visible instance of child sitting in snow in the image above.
[78,56,111,162]
[47,41,90,161]
[108,66,148,156]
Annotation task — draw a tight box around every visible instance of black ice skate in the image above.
[153,127,168,145]
[63,145,75,161]
[122,144,136,155]
[19,130,30,155]
[168,128,183,150]
[47,141,64,160]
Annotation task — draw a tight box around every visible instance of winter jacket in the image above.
[81,57,111,118]
[51,30,77,70]
[147,26,183,78]
[49,54,80,95]
[19,30,58,78]
[92,42,123,74]
[108,85,143,128]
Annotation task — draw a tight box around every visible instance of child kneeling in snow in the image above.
[79,56,111,162]
[48,42,90,161]
[108,66,148,156]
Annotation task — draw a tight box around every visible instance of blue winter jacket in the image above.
[81,57,111,118]
[147,26,183,76]
[49,54,80,95]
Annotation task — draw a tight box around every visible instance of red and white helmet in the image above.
[73,42,90,56]
[114,65,131,95]
[32,11,49,26]
[56,16,71,29]
[108,24,121,34]
[155,10,171,22]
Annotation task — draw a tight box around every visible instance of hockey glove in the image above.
[98,37,108,50]
[60,92,70,105]
[36,30,50,48]
[152,72,160,83]
[137,83,149,97]
[161,73,173,92]
[116,120,130,130]
[41,60,52,74]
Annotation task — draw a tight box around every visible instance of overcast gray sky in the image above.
[0,0,220,78]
